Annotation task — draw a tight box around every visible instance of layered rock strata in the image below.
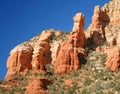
[105,47,120,71]
[54,13,86,74]
[5,29,55,80]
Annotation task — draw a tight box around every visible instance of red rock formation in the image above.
[5,45,33,80]
[25,77,52,94]
[86,6,101,37]
[85,0,120,45]
[30,29,53,71]
[85,5,110,45]
[72,13,85,47]
[50,41,61,64]
[54,13,86,74]
[103,0,120,71]
[102,0,120,24]
[102,0,120,44]
[105,47,120,71]
[31,41,51,71]
[5,29,54,80]
[39,29,55,42]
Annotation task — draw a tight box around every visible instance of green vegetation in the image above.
[34,72,46,77]
[1,48,120,94]
[1,50,120,94]
[46,49,120,94]
[0,86,25,94]
[0,72,29,94]
[103,41,110,47]
[1,27,120,94]
[49,32,69,43]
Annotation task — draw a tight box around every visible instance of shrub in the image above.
[84,77,92,86]
[25,70,32,76]
[46,64,54,74]
[49,32,69,43]
[103,41,110,47]
[14,74,24,80]
[34,72,46,77]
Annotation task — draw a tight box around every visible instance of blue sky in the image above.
[0,0,109,79]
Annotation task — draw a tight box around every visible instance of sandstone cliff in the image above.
[1,0,120,94]
[54,13,86,74]
[86,0,120,45]
[84,0,120,72]
[5,29,69,80]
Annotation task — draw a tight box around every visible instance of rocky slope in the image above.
[1,0,120,94]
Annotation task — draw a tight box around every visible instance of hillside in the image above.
[1,0,120,94]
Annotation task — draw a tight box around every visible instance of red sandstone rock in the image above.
[31,29,53,71]
[54,13,86,74]
[102,0,120,44]
[72,13,85,47]
[5,45,33,80]
[50,41,61,64]
[5,29,54,80]
[102,0,120,24]
[25,77,52,94]
[105,47,120,71]
[55,31,63,37]
[85,6,102,38]
[85,5,109,45]
[31,41,51,71]
[85,0,120,45]
[39,29,55,42]
[91,31,103,45]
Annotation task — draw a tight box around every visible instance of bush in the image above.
[34,72,46,77]
[49,32,69,43]
[84,77,92,86]
[46,64,54,74]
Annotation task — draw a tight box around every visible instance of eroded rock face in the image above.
[102,0,120,24]
[5,29,54,80]
[105,47,120,71]
[50,41,61,64]
[31,41,51,71]
[102,0,120,44]
[85,5,109,45]
[5,45,33,80]
[72,13,85,47]
[54,13,86,74]
[25,77,52,94]
[39,29,55,42]
[86,0,120,45]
